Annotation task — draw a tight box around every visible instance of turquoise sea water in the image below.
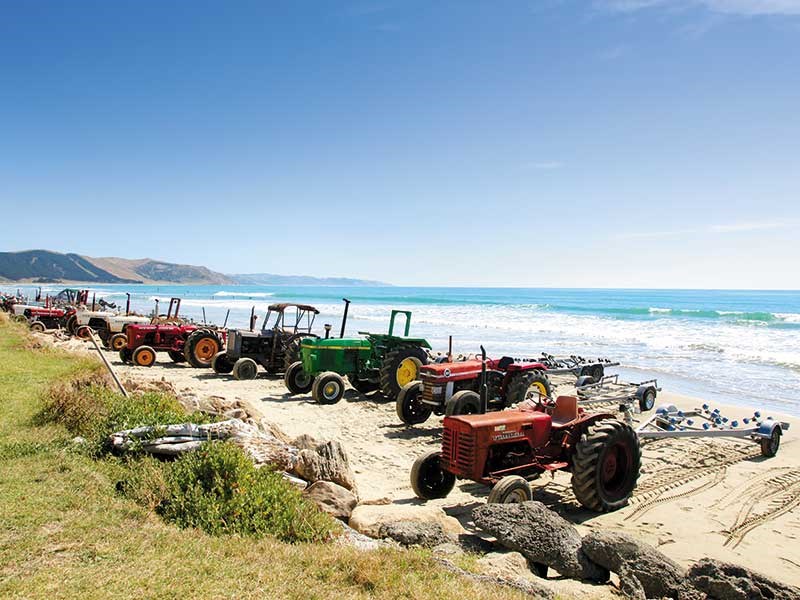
[7,284,800,416]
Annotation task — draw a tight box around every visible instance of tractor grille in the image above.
[421,383,434,402]
[442,427,475,476]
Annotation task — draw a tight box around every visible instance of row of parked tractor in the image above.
[4,289,786,513]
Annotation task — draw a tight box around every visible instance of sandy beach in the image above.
[47,333,800,586]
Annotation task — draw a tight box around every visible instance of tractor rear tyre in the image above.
[571,419,641,512]
[445,390,482,417]
[761,427,781,457]
[132,345,157,367]
[410,450,456,500]
[168,350,187,363]
[347,374,379,395]
[487,475,533,504]
[109,333,128,352]
[232,358,258,380]
[66,315,77,335]
[379,345,428,401]
[283,335,318,372]
[396,381,432,425]
[29,321,46,333]
[212,351,235,375]
[312,372,346,405]
[184,330,222,368]
[119,348,133,364]
[285,361,313,394]
[506,371,552,406]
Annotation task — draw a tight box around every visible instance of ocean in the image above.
[8,284,800,416]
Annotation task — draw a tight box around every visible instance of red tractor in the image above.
[409,348,641,511]
[25,306,76,332]
[411,395,640,511]
[118,298,226,368]
[396,354,556,425]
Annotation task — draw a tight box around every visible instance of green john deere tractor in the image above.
[284,305,431,405]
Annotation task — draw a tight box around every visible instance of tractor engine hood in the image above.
[420,358,506,381]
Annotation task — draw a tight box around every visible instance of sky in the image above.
[1,0,799,288]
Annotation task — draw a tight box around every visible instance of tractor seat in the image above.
[551,396,579,427]
[497,356,515,369]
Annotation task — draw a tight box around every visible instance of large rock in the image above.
[303,481,358,520]
[293,440,358,494]
[581,530,689,599]
[349,504,465,539]
[688,558,800,600]
[378,520,452,548]
[476,551,536,582]
[472,502,607,582]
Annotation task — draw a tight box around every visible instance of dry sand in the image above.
[47,334,800,586]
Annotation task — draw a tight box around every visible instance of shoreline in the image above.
[43,332,800,585]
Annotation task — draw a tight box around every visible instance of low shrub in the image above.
[155,441,335,543]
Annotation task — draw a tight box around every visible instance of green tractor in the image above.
[284,303,431,404]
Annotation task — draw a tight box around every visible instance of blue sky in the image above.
[1,1,798,288]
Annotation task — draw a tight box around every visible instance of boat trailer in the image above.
[576,374,660,412]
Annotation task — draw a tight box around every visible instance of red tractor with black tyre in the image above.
[118,299,225,368]
[410,395,641,511]
[396,354,554,425]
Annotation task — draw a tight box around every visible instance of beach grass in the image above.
[0,315,527,600]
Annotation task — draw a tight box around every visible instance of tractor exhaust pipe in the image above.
[448,335,453,362]
[324,324,332,339]
[479,345,488,414]
[340,298,351,338]
[125,293,131,316]
[250,306,257,330]
[91,293,96,311]
[223,309,230,328]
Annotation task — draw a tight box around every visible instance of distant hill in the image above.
[231,273,388,286]
[0,250,232,285]
[0,250,140,284]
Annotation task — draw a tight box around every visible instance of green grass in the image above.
[0,315,527,599]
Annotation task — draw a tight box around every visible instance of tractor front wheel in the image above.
[29,321,46,333]
[506,371,552,406]
[445,390,482,417]
[109,333,128,352]
[65,315,77,335]
[184,330,222,368]
[410,450,455,500]
[132,345,157,367]
[285,361,313,394]
[571,419,641,512]
[379,345,428,401]
[232,358,259,380]
[396,381,432,425]
[347,374,379,395]
[487,475,533,504]
[212,351,235,375]
[76,325,93,340]
[312,372,345,404]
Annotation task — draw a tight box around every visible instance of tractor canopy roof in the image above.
[268,303,319,314]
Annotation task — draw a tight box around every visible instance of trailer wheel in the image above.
[109,333,128,352]
[29,321,46,333]
[411,450,455,500]
[212,351,235,375]
[232,358,258,380]
[312,372,345,404]
[591,364,605,381]
[571,419,641,512]
[184,330,222,368]
[285,361,313,394]
[396,381,432,425]
[487,475,533,504]
[168,350,187,363]
[347,374,379,395]
[761,426,781,457]
[379,345,429,400]
[637,387,657,412]
[506,371,552,406]
[576,375,595,388]
[132,345,157,367]
[445,390,482,416]
[119,348,133,364]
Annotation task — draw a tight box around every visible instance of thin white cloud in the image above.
[597,0,800,15]
[528,161,564,170]
[616,220,799,239]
